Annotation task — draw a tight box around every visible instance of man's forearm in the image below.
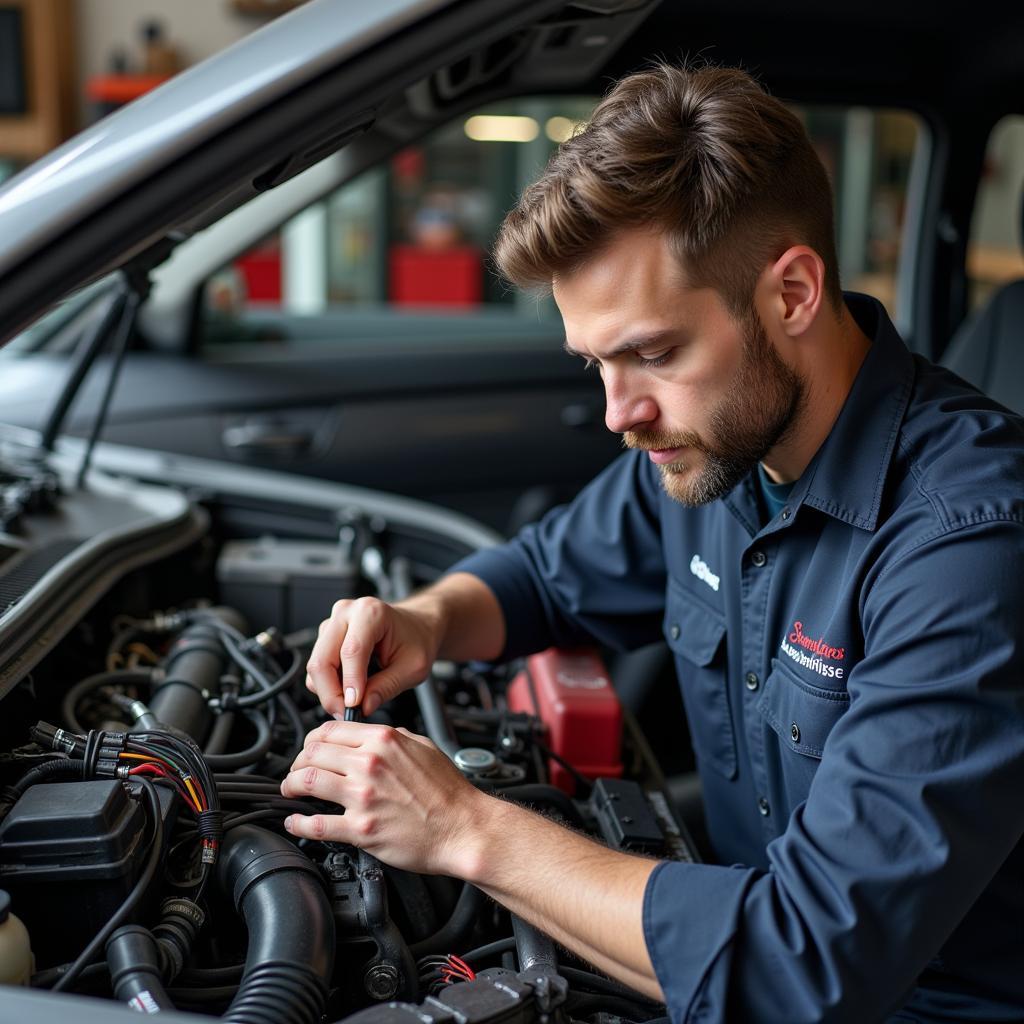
[400,571,506,664]
[455,789,664,1001]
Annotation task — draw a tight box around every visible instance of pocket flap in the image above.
[664,583,726,666]
[758,658,850,758]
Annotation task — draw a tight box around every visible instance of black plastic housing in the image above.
[0,780,173,967]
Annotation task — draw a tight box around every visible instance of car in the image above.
[0,1,1022,1023]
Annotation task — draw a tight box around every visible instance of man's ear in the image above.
[764,246,826,337]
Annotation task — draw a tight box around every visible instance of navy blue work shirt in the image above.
[452,294,1024,1023]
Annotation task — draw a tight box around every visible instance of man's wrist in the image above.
[444,787,517,885]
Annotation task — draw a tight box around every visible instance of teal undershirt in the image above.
[757,462,795,522]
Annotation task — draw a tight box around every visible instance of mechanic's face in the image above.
[555,229,805,506]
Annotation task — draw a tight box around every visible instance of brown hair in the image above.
[493,64,842,317]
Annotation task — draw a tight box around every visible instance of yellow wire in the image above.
[183,776,203,811]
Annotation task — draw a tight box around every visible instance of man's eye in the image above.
[637,350,671,368]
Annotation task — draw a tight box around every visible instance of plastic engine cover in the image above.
[507,648,623,794]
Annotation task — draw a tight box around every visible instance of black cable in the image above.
[201,709,272,769]
[31,960,109,989]
[565,992,665,1021]
[409,882,487,959]
[176,963,245,986]
[53,777,164,992]
[531,738,595,796]
[459,936,517,963]
[559,966,664,1006]
[235,647,304,708]
[275,692,305,762]
[62,669,154,733]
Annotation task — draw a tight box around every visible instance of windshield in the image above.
[0,276,119,357]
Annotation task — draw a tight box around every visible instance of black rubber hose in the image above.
[54,778,164,992]
[409,881,487,959]
[512,915,558,974]
[413,677,461,761]
[387,867,438,942]
[234,648,304,708]
[202,709,272,770]
[204,711,236,756]
[61,669,153,733]
[106,925,175,1012]
[218,825,334,1024]
[274,692,305,762]
[153,620,227,742]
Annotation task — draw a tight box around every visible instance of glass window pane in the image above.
[199,99,921,346]
[967,115,1024,311]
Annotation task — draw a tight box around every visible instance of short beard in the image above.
[625,314,805,506]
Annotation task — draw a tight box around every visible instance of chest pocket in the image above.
[664,580,736,779]
[757,657,850,804]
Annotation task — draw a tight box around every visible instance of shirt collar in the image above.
[721,292,914,536]
[796,292,914,531]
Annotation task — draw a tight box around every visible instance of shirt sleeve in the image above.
[448,450,668,659]
[644,519,1024,1023]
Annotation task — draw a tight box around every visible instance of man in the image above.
[282,65,1024,1023]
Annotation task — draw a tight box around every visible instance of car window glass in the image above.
[967,114,1024,311]
[196,100,921,350]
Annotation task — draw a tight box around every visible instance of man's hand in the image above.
[280,719,484,875]
[305,597,443,717]
[305,573,506,718]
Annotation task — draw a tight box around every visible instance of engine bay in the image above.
[0,441,691,1024]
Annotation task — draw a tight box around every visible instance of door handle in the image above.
[222,423,313,454]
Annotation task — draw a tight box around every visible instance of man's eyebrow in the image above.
[563,330,674,360]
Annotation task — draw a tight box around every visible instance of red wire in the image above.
[128,762,201,813]
[448,954,476,980]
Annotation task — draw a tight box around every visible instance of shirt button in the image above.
[781,507,791,520]
[669,623,680,640]
[790,722,801,743]
[750,550,767,567]
[757,796,770,816]
[745,672,759,691]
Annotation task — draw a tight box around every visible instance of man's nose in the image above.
[603,369,657,434]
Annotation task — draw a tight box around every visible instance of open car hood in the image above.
[0,0,585,345]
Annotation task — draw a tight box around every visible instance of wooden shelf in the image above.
[0,0,75,159]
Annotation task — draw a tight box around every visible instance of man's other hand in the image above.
[280,720,484,875]
[305,596,442,717]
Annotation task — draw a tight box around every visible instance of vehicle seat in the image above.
[941,192,1024,414]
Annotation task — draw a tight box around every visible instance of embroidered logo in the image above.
[689,554,720,592]
[780,620,846,679]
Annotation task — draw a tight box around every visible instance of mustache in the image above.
[622,429,706,453]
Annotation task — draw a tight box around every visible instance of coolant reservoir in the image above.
[0,889,34,985]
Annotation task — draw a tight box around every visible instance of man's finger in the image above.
[306,619,349,716]
[291,737,361,774]
[280,764,349,804]
[284,812,351,843]
[303,718,367,748]
[338,600,387,709]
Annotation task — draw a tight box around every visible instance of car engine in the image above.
[0,438,691,1024]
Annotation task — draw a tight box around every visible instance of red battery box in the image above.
[507,647,623,794]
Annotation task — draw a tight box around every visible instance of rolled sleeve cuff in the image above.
[643,860,757,1023]
[446,546,555,660]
